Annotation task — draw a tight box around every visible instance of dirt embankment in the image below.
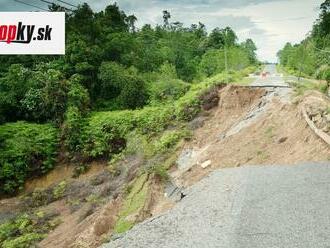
[173,85,329,186]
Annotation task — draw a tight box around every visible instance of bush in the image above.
[0,211,60,247]
[98,62,148,109]
[119,75,147,109]
[80,72,231,158]
[67,74,90,113]
[0,214,43,248]
[2,233,44,248]
[154,130,191,153]
[62,106,86,152]
[52,181,67,199]
[148,79,190,104]
[0,122,59,195]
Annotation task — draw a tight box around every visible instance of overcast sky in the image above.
[2,0,323,62]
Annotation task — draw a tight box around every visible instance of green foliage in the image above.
[147,62,190,104]
[98,62,147,109]
[0,64,31,123]
[0,211,61,247]
[148,79,190,104]
[325,69,330,83]
[52,181,67,199]
[124,132,154,158]
[67,74,90,113]
[114,174,149,233]
[278,1,330,80]
[80,70,242,159]
[147,164,169,182]
[0,215,42,248]
[199,47,250,77]
[0,3,257,124]
[0,122,58,195]
[2,233,44,248]
[61,75,90,152]
[290,79,328,96]
[154,130,191,153]
[0,2,257,198]
[62,106,85,152]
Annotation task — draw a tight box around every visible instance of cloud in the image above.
[1,0,324,61]
[247,27,266,36]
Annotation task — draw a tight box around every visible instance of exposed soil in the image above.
[173,85,329,187]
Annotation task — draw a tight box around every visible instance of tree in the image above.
[98,62,147,109]
[126,15,137,33]
[316,0,330,37]
[0,64,31,123]
[163,10,171,28]
[242,39,257,64]
[207,27,237,49]
[102,3,128,32]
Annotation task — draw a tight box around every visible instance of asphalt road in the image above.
[104,162,330,248]
[251,64,289,88]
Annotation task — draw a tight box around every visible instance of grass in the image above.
[279,64,329,96]
[290,79,328,96]
[234,77,255,86]
[113,174,149,234]
[256,150,269,161]
[265,126,275,139]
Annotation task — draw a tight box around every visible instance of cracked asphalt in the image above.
[103,162,330,248]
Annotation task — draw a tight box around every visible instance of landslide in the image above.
[174,85,329,187]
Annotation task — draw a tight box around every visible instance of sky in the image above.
[1,0,324,62]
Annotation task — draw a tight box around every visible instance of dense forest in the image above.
[0,3,258,195]
[277,0,330,80]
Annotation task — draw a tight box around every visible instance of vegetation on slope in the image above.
[0,122,58,195]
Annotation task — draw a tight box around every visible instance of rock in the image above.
[188,116,207,130]
[219,133,226,140]
[325,114,330,123]
[200,160,211,169]
[312,114,322,123]
[177,149,197,171]
[277,137,288,144]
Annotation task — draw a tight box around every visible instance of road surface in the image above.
[250,64,289,88]
[103,162,330,248]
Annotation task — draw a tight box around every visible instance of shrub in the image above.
[148,79,190,104]
[154,130,191,153]
[0,211,60,248]
[52,181,67,199]
[0,122,58,195]
[67,74,90,113]
[98,62,148,109]
[147,165,169,182]
[2,233,44,248]
[62,106,86,152]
